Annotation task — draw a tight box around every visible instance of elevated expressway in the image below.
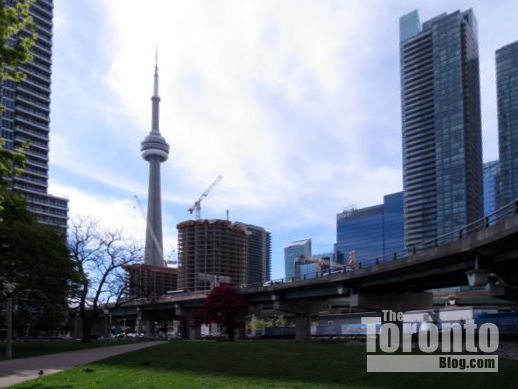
[112,203,518,341]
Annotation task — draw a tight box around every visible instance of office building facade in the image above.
[295,259,321,280]
[337,204,384,265]
[496,41,518,206]
[382,192,405,256]
[336,192,404,266]
[0,0,68,231]
[284,238,311,279]
[400,10,483,247]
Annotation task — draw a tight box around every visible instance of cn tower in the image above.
[141,53,170,266]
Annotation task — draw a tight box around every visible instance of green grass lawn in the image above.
[0,339,136,361]
[7,341,518,389]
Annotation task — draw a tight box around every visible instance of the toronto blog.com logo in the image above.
[362,310,499,372]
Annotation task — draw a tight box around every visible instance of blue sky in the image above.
[48,0,518,279]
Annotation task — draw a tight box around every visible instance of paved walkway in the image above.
[0,341,167,388]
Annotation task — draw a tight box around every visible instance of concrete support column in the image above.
[294,315,311,342]
[180,320,188,339]
[272,300,325,343]
[142,320,155,338]
[103,314,110,338]
[136,308,142,334]
[73,313,81,339]
[188,320,201,340]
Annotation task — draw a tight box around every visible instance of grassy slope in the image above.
[9,341,518,389]
[0,340,135,361]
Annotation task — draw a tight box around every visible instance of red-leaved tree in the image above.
[198,286,248,341]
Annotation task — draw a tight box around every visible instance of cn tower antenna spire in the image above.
[154,46,159,97]
[151,46,160,133]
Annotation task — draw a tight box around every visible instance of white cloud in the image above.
[49,0,518,277]
[97,0,395,217]
[49,181,178,254]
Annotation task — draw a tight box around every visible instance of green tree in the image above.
[0,0,37,84]
[0,193,78,334]
[1,0,64,335]
[0,138,26,219]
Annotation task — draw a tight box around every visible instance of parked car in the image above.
[126,333,145,339]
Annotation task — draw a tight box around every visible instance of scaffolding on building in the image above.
[125,263,178,298]
[177,219,248,292]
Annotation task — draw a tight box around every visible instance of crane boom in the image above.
[188,175,223,220]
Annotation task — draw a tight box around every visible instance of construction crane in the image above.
[188,175,223,220]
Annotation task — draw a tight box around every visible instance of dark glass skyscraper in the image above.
[399,10,483,247]
[336,204,383,265]
[236,222,271,284]
[0,0,68,231]
[496,41,518,206]
[382,192,405,256]
[483,160,500,216]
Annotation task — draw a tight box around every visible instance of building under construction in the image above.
[125,264,178,298]
[177,219,248,291]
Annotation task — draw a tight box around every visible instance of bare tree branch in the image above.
[68,218,143,342]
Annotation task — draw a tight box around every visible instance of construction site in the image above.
[125,263,178,298]
[177,219,248,291]
[128,172,270,295]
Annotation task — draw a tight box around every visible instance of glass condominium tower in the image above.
[235,222,272,285]
[483,160,500,216]
[0,0,68,231]
[496,41,518,207]
[399,10,483,247]
[284,238,311,279]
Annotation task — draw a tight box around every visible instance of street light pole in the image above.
[103,310,108,338]
[4,282,15,360]
[6,294,12,359]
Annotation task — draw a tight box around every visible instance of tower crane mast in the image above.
[188,175,223,220]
